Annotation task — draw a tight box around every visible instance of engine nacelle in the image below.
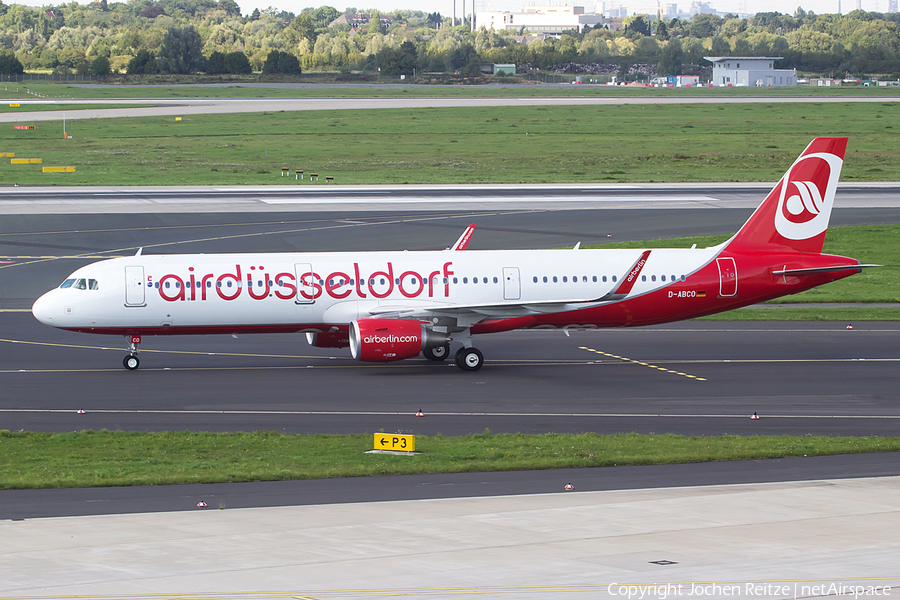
[306,330,350,349]
[349,319,447,363]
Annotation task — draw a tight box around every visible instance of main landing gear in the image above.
[422,342,484,371]
[123,334,141,370]
[423,344,451,361]
[455,347,483,372]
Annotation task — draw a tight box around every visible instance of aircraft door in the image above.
[502,267,521,300]
[717,257,737,297]
[124,266,146,306]
[294,263,316,304]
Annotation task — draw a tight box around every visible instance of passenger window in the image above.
[612,276,617,282]
[661,275,666,282]
[533,276,538,283]
[453,277,458,284]
[563,276,568,283]
[641,276,646,282]
[552,276,558,283]
[492,277,497,283]
[681,275,686,281]
[602,276,607,282]
[582,276,587,282]
[651,275,656,282]
[473,277,478,284]
[74,279,87,290]
[88,279,99,290]
[60,278,75,288]
[443,277,448,284]
[463,277,468,284]
[543,276,548,283]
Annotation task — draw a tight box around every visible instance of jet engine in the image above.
[349,319,448,363]
[306,330,350,349]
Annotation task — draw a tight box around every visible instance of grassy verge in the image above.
[1,102,900,185]
[700,306,900,320]
[0,103,149,113]
[1,429,897,490]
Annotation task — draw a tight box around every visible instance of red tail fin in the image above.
[727,137,847,255]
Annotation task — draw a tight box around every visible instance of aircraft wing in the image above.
[368,249,652,321]
[367,296,610,320]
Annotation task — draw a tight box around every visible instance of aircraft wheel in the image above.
[123,355,140,370]
[424,344,450,361]
[455,347,484,371]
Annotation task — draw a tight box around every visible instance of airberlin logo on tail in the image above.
[774,152,843,241]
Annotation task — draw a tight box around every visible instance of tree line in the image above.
[0,0,898,78]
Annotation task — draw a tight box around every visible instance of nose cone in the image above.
[32,290,59,326]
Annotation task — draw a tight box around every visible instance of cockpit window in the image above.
[88,279,99,290]
[73,279,87,290]
[59,279,75,289]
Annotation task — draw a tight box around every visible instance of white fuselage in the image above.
[32,247,721,333]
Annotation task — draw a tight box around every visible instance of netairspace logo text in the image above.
[606,583,892,599]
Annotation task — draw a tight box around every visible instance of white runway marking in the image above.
[1,408,898,419]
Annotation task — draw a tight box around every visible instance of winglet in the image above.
[451,224,476,251]
[591,250,652,302]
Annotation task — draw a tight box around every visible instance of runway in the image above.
[2,183,900,214]
[2,94,900,123]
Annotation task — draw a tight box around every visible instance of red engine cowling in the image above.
[349,319,426,363]
[306,330,350,349]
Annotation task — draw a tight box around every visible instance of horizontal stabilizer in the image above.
[772,264,880,276]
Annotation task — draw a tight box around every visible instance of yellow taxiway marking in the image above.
[580,346,707,381]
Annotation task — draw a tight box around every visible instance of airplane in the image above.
[32,137,877,372]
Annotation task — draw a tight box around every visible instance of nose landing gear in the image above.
[123,334,141,370]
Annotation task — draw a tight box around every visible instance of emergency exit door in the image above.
[717,257,737,297]
[502,267,520,300]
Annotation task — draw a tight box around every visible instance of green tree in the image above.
[262,49,300,74]
[250,7,260,21]
[367,11,384,34]
[156,25,204,74]
[0,49,23,74]
[655,20,668,40]
[126,48,157,73]
[624,15,650,37]
[224,50,251,73]
[206,49,226,73]
[657,38,683,75]
[88,54,110,75]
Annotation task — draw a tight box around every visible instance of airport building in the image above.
[475,5,605,34]
[705,56,797,87]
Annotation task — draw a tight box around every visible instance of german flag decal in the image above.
[696,291,707,297]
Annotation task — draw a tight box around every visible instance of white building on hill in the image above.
[476,5,605,34]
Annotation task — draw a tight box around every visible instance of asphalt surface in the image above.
[3,452,900,520]
[1,192,898,520]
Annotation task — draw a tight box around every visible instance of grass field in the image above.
[1,429,897,490]
[1,102,899,185]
